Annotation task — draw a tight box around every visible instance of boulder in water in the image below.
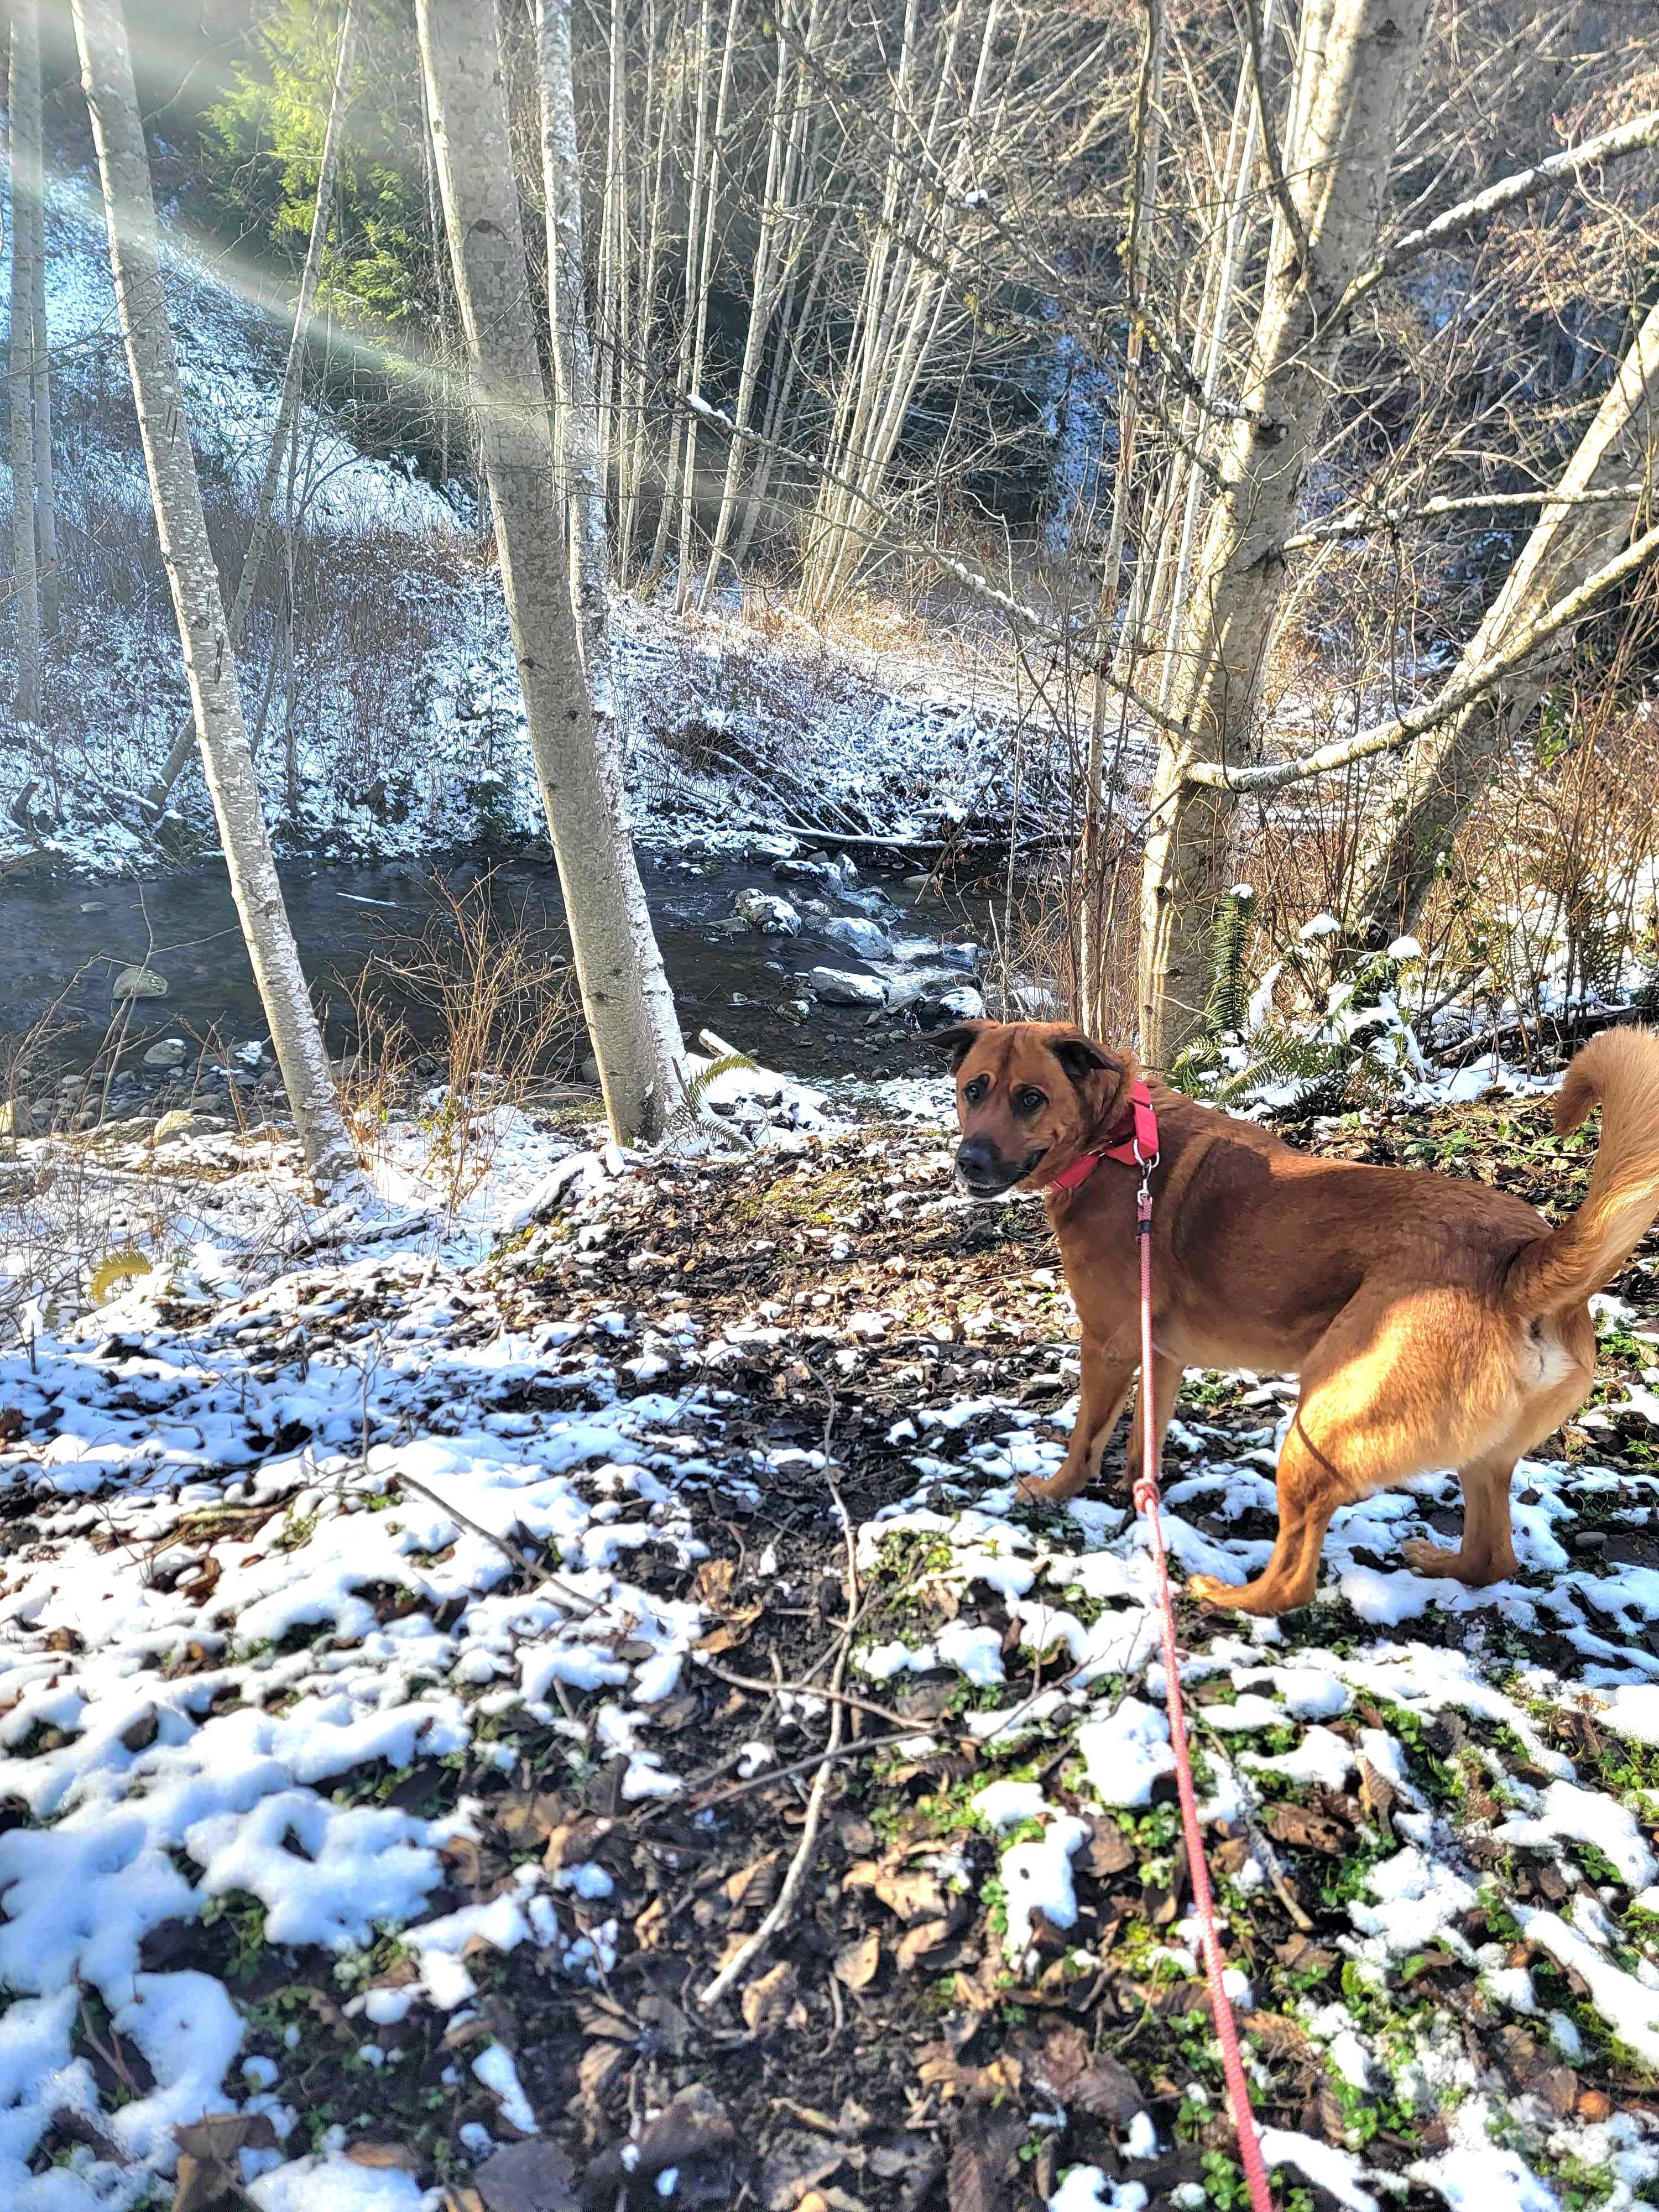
[112,964,167,1001]
[810,967,887,1008]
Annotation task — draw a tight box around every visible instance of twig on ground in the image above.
[390,1467,602,1619]
[698,1404,855,2008]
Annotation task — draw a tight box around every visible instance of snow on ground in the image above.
[0,181,1040,883]
[1,1087,1657,2207]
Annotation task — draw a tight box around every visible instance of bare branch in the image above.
[1339,111,1659,325]
[1185,518,1659,794]
[1284,482,1655,549]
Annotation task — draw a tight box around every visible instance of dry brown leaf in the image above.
[542,1815,607,1873]
[895,1918,954,1971]
[1069,2055,1147,2124]
[833,1929,881,1990]
[696,1558,738,1607]
[346,2143,422,2172]
[171,2114,280,2212]
[1084,1818,1135,1876]
[844,1859,948,1924]
[946,2114,1024,2212]
[723,1850,783,1911]
[494,1790,570,1851]
[1261,1801,1349,1856]
[577,2040,629,2103]
[472,2136,581,2212]
[743,1958,801,2034]
[916,2043,1023,2103]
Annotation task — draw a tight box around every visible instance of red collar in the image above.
[1048,1078,1159,1193]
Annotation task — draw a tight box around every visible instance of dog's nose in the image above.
[956,1138,1007,1191]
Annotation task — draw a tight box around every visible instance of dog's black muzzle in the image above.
[954,1138,1045,1197]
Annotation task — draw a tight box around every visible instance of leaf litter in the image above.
[0,1092,1656,2209]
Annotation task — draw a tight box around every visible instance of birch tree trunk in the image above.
[1136,0,1431,1064]
[534,0,614,738]
[1345,298,1659,943]
[71,0,357,1192]
[27,90,55,640]
[143,0,358,818]
[7,0,43,726]
[416,0,685,1145]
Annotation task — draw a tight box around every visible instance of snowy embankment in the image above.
[0,182,1039,881]
[1,1082,1658,2209]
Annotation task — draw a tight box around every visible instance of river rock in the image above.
[112,964,168,1001]
[234,1040,266,1068]
[152,1110,226,1145]
[775,851,854,890]
[916,985,985,1029]
[732,888,801,935]
[823,915,893,961]
[938,941,981,971]
[142,1037,188,1071]
[78,900,106,915]
[809,967,887,1008]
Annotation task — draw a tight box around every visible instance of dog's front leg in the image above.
[1018,1338,1136,1505]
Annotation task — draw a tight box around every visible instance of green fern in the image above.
[664,1052,760,1150]
[1205,887,1256,1038]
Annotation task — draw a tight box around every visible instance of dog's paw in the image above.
[1399,1536,1459,1578]
[1015,1473,1073,1506]
[1186,1572,1242,1609]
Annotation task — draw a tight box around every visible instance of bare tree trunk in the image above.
[1078,0,1164,1035]
[1136,0,1432,1063]
[534,0,615,740]
[1347,297,1659,943]
[72,0,357,1193]
[27,93,56,640]
[416,0,685,1145]
[7,0,43,726]
[142,0,358,819]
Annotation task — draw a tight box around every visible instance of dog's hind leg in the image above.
[1018,1337,1135,1504]
[1187,1413,1371,1616]
[1400,1453,1520,1587]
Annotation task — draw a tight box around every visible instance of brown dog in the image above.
[940,1018,1659,1615]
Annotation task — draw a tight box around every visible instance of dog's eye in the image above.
[963,1075,988,1104]
[1014,1087,1046,1114]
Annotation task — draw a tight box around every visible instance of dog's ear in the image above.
[931,1020,989,1074]
[1051,1032,1121,1088]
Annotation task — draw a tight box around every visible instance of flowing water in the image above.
[0,849,1000,1092]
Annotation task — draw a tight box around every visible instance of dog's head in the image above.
[933,1019,1133,1197]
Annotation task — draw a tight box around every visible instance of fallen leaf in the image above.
[495,1791,571,1851]
[946,2114,1024,2212]
[171,2114,280,2212]
[1083,1819,1135,1876]
[1261,1801,1349,1855]
[584,2086,738,2205]
[1069,2057,1146,2124]
[916,2043,1023,2103]
[347,2143,422,2172]
[473,2137,580,2212]
[743,1958,801,2033]
[844,1859,949,1923]
[761,2133,844,2209]
[577,2040,629,2103]
[895,1918,954,1971]
[724,1850,783,1911]
[833,1930,881,1989]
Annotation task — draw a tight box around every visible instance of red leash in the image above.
[1068,1099,1275,2210]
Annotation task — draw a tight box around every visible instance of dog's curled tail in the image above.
[1505,1025,1659,1314]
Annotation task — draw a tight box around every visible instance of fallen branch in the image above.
[1284,483,1652,551]
[1435,1000,1642,1068]
[698,1416,855,2009]
[390,1467,601,1619]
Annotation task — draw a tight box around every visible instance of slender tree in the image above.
[7,0,44,725]
[1135,0,1433,1063]
[416,0,686,1144]
[534,0,614,740]
[144,0,359,819]
[71,0,357,1191]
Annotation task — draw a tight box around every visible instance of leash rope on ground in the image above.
[1129,1142,1275,2212]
